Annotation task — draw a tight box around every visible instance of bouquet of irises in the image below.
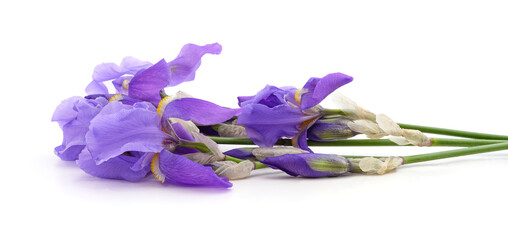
[52,43,508,188]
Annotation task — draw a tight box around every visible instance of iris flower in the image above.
[236,72,353,151]
[85,43,222,104]
[84,95,240,187]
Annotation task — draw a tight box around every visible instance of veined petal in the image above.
[85,101,167,164]
[163,98,241,125]
[157,149,232,188]
[261,153,351,177]
[128,59,170,105]
[300,73,353,110]
[236,103,313,147]
[167,43,222,86]
[77,148,150,182]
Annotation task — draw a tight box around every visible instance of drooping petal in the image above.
[291,116,320,152]
[52,97,108,161]
[261,153,351,177]
[236,103,313,147]
[299,72,353,110]
[167,43,222,86]
[128,59,170,105]
[156,149,232,188]
[77,148,150,182]
[163,98,241,125]
[85,101,167,164]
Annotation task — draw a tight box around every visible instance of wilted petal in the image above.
[237,103,312,147]
[77,148,150,182]
[261,153,351,177]
[85,101,167,164]
[163,98,241,125]
[157,150,232,188]
[128,59,170,105]
[300,72,353,110]
[167,43,222,86]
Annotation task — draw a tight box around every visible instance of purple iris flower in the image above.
[85,43,222,105]
[52,96,109,161]
[260,153,351,178]
[236,73,353,151]
[84,99,236,188]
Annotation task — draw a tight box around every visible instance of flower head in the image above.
[237,73,353,151]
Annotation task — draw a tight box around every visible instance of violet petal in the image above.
[300,72,353,110]
[158,149,232,188]
[163,98,241,125]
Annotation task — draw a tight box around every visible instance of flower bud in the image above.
[261,153,351,177]
[307,116,358,141]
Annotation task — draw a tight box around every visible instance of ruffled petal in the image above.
[261,153,350,177]
[300,72,353,110]
[167,43,222,86]
[85,101,167,164]
[157,150,232,188]
[236,103,312,147]
[53,97,108,161]
[77,148,150,182]
[163,98,241,125]
[52,96,82,128]
[128,59,170,105]
[119,56,152,74]
[238,85,291,108]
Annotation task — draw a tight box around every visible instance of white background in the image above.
[1,0,508,239]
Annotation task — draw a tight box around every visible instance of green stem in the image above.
[210,136,505,147]
[398,123,508,140]
[225,155,268,169]
[403,141,508,164]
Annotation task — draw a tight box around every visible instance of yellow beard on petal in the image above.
[108,94,123,103]
[151,153,165,183]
